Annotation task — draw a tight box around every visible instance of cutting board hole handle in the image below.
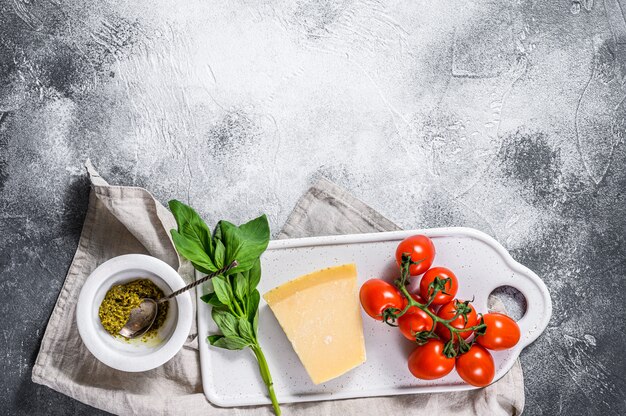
[487,285,527,321]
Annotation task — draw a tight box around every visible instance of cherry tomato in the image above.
[398,295,435,341]
[408,339,455,380]
[436,300,478,341]
[359,279,405,320]
[419,267,459,305]
[476,313,520,350]
[455,344,495,387]
[395,235,435,276]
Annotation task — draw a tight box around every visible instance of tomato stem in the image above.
[395,260,487,358]
[392,253,485,357]
[384,253,486,358]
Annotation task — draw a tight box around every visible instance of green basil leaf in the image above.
[248,258,262,293]
[219,220,245,272]
[168,200,214,256]
[211,309,239,338]
[238,214,270,246]
[253,309,259,334]
[170,230,216,273]
[228,215,270,272]
[247,289,260,323]
[214,239,226,269]
[200,292,224,307]
[211,336,250,350]
[234,272,247,302]
[213,222,223,241]
[238,317,255,343]
[212,275,233,306]
[207,334,224,345]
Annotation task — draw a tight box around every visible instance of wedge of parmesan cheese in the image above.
[263,264,366,384]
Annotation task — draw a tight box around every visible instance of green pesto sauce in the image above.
[98,279,168,341]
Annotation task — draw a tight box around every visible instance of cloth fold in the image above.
[32,163,524,415]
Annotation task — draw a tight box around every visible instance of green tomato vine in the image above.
[385,254,487,358]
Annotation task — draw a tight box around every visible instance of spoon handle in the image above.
[157,260,239,303]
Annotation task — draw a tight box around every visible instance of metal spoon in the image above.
[119,260,238,339]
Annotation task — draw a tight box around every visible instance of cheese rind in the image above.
[263,264,366,384]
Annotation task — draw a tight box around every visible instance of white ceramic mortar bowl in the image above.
[76,254,193,372]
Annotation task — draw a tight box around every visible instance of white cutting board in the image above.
[196,227,552,407]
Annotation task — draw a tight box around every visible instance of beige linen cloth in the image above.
[32,161,524,415]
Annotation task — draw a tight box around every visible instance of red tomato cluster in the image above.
[359,234,521,388]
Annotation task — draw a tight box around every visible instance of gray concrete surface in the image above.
[1,1,626,415]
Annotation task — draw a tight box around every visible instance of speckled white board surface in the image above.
[197,228,550,406]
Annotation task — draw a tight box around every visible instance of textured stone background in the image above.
[1,0,625,415]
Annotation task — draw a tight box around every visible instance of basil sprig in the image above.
[168,200,280,415]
